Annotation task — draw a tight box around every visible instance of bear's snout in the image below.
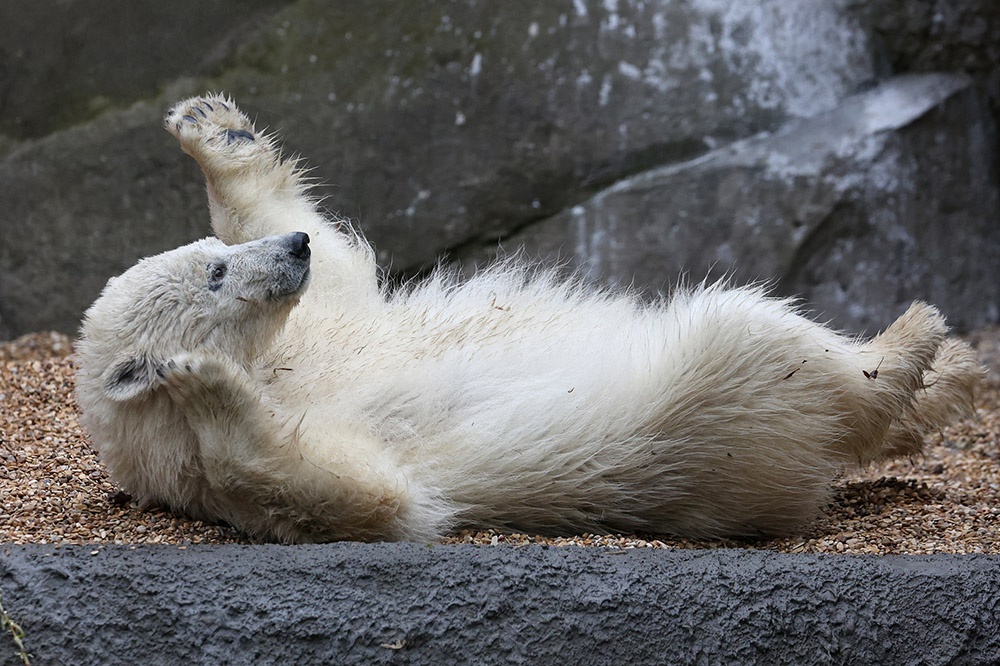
[287,232,310,260]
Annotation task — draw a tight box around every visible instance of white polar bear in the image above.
[75,94,984,543]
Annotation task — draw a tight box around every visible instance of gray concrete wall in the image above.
[2,544,999,665]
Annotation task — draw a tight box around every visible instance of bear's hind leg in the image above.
[827,306,983,463]
[880,337,984,458]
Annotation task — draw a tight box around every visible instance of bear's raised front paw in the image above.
[164,94,258,156]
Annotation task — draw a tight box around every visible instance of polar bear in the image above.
[75,94,983,543]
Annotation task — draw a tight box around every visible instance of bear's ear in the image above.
[102,354,163,402]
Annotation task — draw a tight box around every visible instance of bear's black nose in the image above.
[288,232,310,259]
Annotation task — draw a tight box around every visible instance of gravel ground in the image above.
[1,330,998,553]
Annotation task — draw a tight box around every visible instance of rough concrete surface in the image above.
[1,544,998,665]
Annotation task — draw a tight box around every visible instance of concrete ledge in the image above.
[2,544,998,664]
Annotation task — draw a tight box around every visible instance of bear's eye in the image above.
[208,262,227,290]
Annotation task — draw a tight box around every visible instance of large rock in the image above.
[480,73,1000,333]
[221,0,878,268]
[0,0,879,338]
[0,1,290,340]
[860,0,1000,107]
[0,0,290,140]
[0,103,207,339]
[0,0,998,339]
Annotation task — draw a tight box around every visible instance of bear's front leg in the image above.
[164,95,305,246]
[165,94,380,302]
[158,353,434,542]
[158,353,278,469]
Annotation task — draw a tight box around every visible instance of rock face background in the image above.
[1,0,998,339]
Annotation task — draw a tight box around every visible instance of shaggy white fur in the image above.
[74,94,984,543]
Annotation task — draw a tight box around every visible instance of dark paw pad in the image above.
[223,128,255,144]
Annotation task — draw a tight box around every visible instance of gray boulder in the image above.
[0,0,289,140]
[0,103,206,339]
[483,72,1000,333]
[0,0,997,339]
[221,0,879,268]
[0,0,881,338]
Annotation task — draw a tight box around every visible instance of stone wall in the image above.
[3,544,1000,664]
[1,0,998,338]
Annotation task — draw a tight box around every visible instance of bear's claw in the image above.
[223,128,255,143]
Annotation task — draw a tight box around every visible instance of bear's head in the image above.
[76,232,311,403]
